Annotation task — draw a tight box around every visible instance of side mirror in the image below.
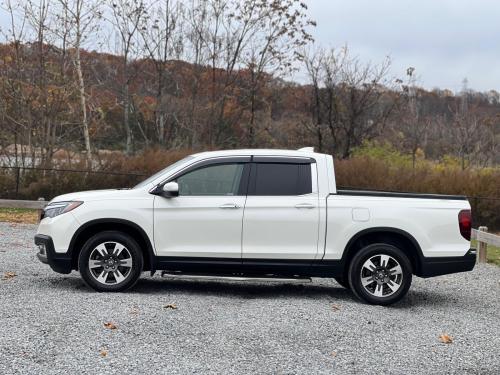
[162,182,179,197]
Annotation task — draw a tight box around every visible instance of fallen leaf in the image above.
[99,349,108,357]
[439,334,453,344]
[163,304,177,310]
[331,304,341,311]
[2,272,16,280]
[103,322,117,330]
[331,351,337,357]
[130,307,139,315]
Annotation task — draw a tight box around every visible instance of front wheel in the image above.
[78,231,143,292]
[348,243,412,305]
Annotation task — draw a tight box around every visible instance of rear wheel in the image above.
[78,231,143,292]
[348,243,412,305]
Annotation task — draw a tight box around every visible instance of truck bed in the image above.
[337,189,467,201]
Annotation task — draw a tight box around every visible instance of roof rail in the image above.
[297,147,314,152]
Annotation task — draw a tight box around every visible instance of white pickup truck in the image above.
[35,148,475,305]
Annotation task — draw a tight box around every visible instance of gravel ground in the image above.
[0,223,499,375]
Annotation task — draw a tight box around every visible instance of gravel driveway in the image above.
[0,222,499,374]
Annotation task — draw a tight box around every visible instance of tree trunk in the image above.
[316,127,323,152]
[313,85,323,152]
[75,46,92,168]
[124,81,132,154]
[156,66,165,145]
[342,130,353,159]
[157,112,165,145]
[248,88,256,147]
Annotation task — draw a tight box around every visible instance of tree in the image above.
[400,67,429,169]
[55,0,103,167]
[304,46,324,151]
[450,79,493,169]
[139,0,185,146]
[241,0,315,146]
[108,0,147,154]
[0,0,29,167]
[321,46,348,153]
[321,46,399,158]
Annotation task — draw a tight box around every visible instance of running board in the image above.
[161,272,312,284]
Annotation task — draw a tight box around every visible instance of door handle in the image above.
[219,203,240,209]
[295,203,315,209]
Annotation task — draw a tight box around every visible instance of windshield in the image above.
[133,156,195,189]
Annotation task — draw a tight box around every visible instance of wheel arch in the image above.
[68,218,156,273]
[341,227,424,276]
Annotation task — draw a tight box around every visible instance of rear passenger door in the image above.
[242,157,320,260]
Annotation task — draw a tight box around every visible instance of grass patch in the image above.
[471,239,500,266]
[0,208,39,224]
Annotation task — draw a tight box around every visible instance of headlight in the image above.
[42,201,83,219]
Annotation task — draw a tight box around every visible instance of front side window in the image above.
[177,163,245,196]
[251,163,312,196]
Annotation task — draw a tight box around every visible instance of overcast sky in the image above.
[0,0,497,92]
[302,0,499,92]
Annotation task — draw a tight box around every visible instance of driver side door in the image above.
[153,157,250,259]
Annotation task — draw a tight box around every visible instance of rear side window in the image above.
[250,163,312,196]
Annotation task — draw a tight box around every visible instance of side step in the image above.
[161,272,312,284]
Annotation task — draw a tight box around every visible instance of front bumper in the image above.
[418,248,477,278]
[35,234,72,274]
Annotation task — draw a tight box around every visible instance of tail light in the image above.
[458,209,472,241]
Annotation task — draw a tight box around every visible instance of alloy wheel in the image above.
[88,241,133,285]
[360,254,403,298]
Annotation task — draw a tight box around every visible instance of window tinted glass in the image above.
[252,163,312,196]
[177,163,245,196]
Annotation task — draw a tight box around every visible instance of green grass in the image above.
[471,239,500,266]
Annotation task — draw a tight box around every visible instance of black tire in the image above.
[348,243,412,306]
[78,231,143,292]
[334,276,350,289]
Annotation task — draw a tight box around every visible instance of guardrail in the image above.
[0,198,46,210]
[472,227,500,263]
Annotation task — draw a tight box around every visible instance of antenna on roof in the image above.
[297,147,314,152]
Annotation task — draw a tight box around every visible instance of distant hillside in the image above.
[0,42,498,167]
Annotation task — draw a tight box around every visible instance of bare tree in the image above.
[139,0,184,146]
[321,46,348,153]
[241,0,315,146]
[108,0,147,154]
[321,46,399,158]
[450,80,493,169]
[183,0,210,148]
[0,0,29,166]
[55,0,102,166]
[303,46,324,151]
[400,67,429,169]
[24,0,55,165]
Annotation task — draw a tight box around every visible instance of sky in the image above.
[302,0,500,92]
[0,0,497,92]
